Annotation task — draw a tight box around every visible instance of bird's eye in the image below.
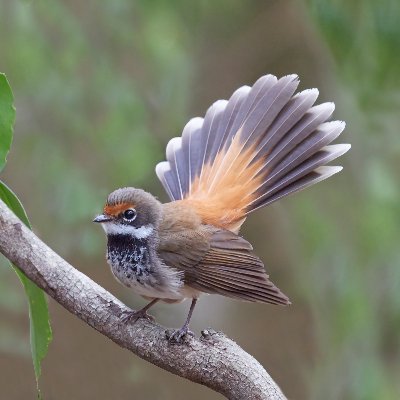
[123,208,137,221]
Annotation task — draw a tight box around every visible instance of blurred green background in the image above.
[1,0,399,399]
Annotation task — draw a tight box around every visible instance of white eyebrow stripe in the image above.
[102,223,154,239]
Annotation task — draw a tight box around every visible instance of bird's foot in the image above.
[166,326,194,343]
[120,309,155,324]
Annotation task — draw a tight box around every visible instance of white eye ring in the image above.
[123,208,137,221]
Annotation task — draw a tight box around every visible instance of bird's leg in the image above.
[168,298,197,343]
[120,298,159,323]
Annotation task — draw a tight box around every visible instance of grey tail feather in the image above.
[156,74,350,210]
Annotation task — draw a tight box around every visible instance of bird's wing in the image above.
[155,74,349,233]
[157,226,212,274]
[157,227,289,305]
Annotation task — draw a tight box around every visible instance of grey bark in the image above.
[0,199,286,400]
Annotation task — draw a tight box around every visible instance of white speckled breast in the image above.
[106,234,184,300]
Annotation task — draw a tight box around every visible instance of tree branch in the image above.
[0,199,286,400]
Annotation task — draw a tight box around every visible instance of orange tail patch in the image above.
[183,133,265,231]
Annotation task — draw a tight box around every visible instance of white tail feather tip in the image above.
[182,117,204,135]
[166,137,182,158]
[315,165,343,176]
[155,161,171,179]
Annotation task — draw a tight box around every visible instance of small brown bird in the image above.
[94,74,350,342]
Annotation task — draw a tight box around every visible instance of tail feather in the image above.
[156,162,181,201]
[261,121,345,189]
[250,145,350,211]
[156,74,350,231]
[208,86,250,165]
[260,102,336,171]
[181,117,203,196]
[208,75,299,193]
[226,75,278,144]
[198,100,227,180]
[250,166,343,212]
[239,74,299,152]
[236,90,325,185]
[165,137,184,199]
[267,143,350,191]
[252,88,320,163]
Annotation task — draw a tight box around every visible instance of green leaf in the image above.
[0,181,52,386]
[0,71,52,390]
[0,73,15,172]
[0,181,31,227]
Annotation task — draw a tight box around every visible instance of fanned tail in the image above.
[156,74,350,232]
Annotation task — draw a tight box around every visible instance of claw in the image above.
[120,309,155,324]
[166,298,198,344]
[166,327,195,343]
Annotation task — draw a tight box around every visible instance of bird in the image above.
[94,74,350,342]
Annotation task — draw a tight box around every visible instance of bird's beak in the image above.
[93,214,112,223]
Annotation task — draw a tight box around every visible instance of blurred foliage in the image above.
[0,0,399,399]
[308,0,400,106]
[302,1,400,399]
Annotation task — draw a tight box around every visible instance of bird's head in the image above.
[93,187,162,239]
